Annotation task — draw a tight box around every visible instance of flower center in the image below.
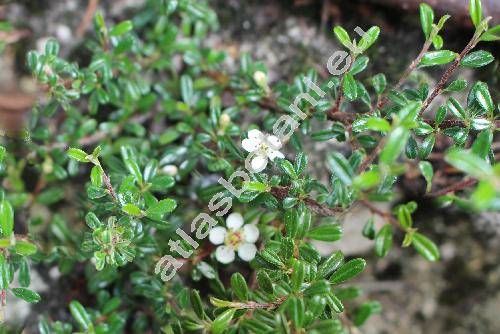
[225,229,243,249]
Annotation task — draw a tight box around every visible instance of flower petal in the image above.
[242,138,260,152]
[237,243,257,262]
[251,155,268,172]
[215,245,235,264]
[243,224,259,243]
[226,212,244,230]
[266,135,282,150]
[267,149,284,161]
[248,129,263,140]
[209,226,227,245]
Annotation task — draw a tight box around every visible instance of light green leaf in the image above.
[380,127,410,164]
[342,73,358,100]
[445,149,492,179]
[333,26,351,49]
[0,200,13,237]
[357,26,380,52]
[419,3,434,38]
[420,50,457,67]
[469,0,483,28]
[412,233,440,261]
[419,161,434,193]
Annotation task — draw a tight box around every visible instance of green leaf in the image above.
[371,74,386,95]
[357,26,380,52]
[327,152,353,186]
[412,233,440,261]
[330,258,366,284]
[11,288,42,303]
[419,3,434,38]
[475,82,494,112]
[122,203,143,217]
[353,301,382,326]
[480,25,500,41]
[446,97,467,120]
[231,273,249,301]
[276,159,297,179]
[146,199,177,219]
[180,74,194,105]
[380,127,410,164]
[444,79,467,92]
[461,50,494,68]
[304,279,330,296]
[342,73,358,100]
[284,209,299,238]
[291,260,305,292]
[445,149,492,179]
[243,181,268,192]
[257,271,274,294]
[419,161,434,193]
[333,26,351,49]
[90,166,103,187]
[420,50,457,67]
[397,205,413,229]
[365,117,391,132]
[18,260,30,287]
[469,0,482,28]
[110,20,133,36]
[44,38,59,56]
[211,309,235,334]
[0,200,13,237]
[349,56,369,75]
[318,251,344,278]
[362,218,376,240]
[287,296,304,328]
[472,130,493,159]
[375,224,393,257]
[306,224,343,242]
[191,290,205,319]
[124,158,143,185]
[67,148,89,162]
[14,241,37,256]
[69,301,93,331]
[11,288,40,303]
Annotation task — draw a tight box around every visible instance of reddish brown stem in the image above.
[270,186,343,216]
[427,178,477,197]
[419,35,479,116]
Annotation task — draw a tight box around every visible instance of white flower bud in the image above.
[253,71,268,88]
[219,113,231,127]
[162,164,178,176]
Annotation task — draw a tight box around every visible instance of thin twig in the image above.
[419,34,479,116]
[77,0,99,37]
[427,177,477,197]
[377,37,434,110]
[270,186,343,216]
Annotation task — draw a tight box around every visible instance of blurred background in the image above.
[0,0,499,333]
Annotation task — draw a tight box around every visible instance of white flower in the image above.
[242,129,284,172]
[209,212,259,264]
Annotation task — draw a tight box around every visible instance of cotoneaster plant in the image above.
[0,0,498,333]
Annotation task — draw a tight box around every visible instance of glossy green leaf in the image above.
[330,258,366,284]
[380,127,410,164]
[375,224,393,257]
[420,50,457,67]
[419,3,434,38]
[412,233,440,261]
